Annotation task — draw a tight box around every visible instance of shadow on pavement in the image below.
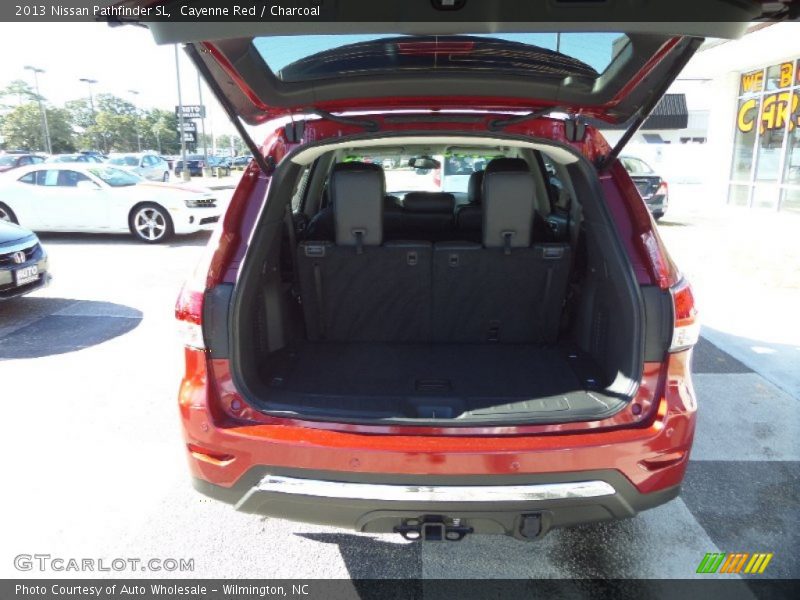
[0,299,142,359]
[296,533,422,580]
[36,231,212,248]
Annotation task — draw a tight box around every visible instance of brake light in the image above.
[657,181,669,198]
[175,285,205,349]
[669,278,700,352]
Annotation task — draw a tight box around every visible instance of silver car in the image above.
[107,152,170,182]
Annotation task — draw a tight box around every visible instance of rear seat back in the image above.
[400,192,455,242]
[297,163,432,341]
[433,160,571,343]
[296,159,571,345]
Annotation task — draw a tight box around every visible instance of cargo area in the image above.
[227,138,652,425]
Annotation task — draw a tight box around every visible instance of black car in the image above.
[620,156,669,220]
[0,220,50,300]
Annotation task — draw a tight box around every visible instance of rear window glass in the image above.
[254,33,629,83]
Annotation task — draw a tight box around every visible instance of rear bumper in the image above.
[179,350,696,535]
[645,193,668,215]
[192,468,680,538]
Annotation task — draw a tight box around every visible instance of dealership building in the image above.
[604,23,800,213]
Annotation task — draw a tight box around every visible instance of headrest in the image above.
[403,192,455,213]
[485,157,530,173]
[482,168,536,250]
[384,195,403,213]
[467,170,484,205]
[332,161,384,175]
[331,162,384,247]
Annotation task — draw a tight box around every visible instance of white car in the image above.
[0,163,223,243]
[107,152,171,182]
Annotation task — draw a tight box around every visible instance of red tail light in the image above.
[657,181,669,197]
[175,285,205,349]
[434,169,442,189]
[669,278,700,352]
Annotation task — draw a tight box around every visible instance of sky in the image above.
[0,22,237,136]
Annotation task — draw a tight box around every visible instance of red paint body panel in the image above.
[180,349,696,495]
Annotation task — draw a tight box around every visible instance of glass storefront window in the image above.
[730,60,800,210]
[728,184,751,207]
[739,69,764,96]
[731,97,760,181]
[781,187,800,213]
[765,62,793,91]
[752,184,779,209]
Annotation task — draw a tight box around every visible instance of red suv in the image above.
[140,10,758,541]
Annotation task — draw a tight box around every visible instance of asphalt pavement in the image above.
[0,185,797,581]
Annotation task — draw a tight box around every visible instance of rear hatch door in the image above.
[126,1,768,126]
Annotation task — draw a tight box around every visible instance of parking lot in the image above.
[0,184,797,581]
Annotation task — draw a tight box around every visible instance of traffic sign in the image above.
[175,105,205,119]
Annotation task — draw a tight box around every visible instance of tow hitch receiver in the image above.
[395,516,473,541]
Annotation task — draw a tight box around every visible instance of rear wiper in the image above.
[487,107,561,131]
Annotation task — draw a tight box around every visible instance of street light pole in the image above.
[175,45,190,181]
[24,66,51,154]
[128,89,142,152]
[79,78,98,150]
[196,72,209,175]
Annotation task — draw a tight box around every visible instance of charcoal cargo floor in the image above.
[257,342,626,423]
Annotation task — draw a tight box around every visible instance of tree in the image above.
[0,80,37,110]
[216,134,245,155]
[142,108,179,154]
[1,102,75,152]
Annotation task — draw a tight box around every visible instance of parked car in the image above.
[79,150,107,161]
[107,152,170,182]
[0,219,50,300]
[147,18,722,541]
[0,153,45,173]
[45,153,104,163]
[207,155,232,175]
[231,155,252,168]
[174,154,207,177]
[621,155,669,220]
[0,164,222,243]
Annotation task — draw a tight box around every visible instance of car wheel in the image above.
[162,172,169,182]
[129,203,174,243]
[0,202,19,224]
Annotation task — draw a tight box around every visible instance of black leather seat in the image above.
[297,163,432,341]
[304,163,405,241]
[455,170,484,241]
[400,191,456,242]
[432,162,572,343]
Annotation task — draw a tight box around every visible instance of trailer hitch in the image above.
[395,516,473,542]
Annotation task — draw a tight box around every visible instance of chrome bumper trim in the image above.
[238,475,616,506]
